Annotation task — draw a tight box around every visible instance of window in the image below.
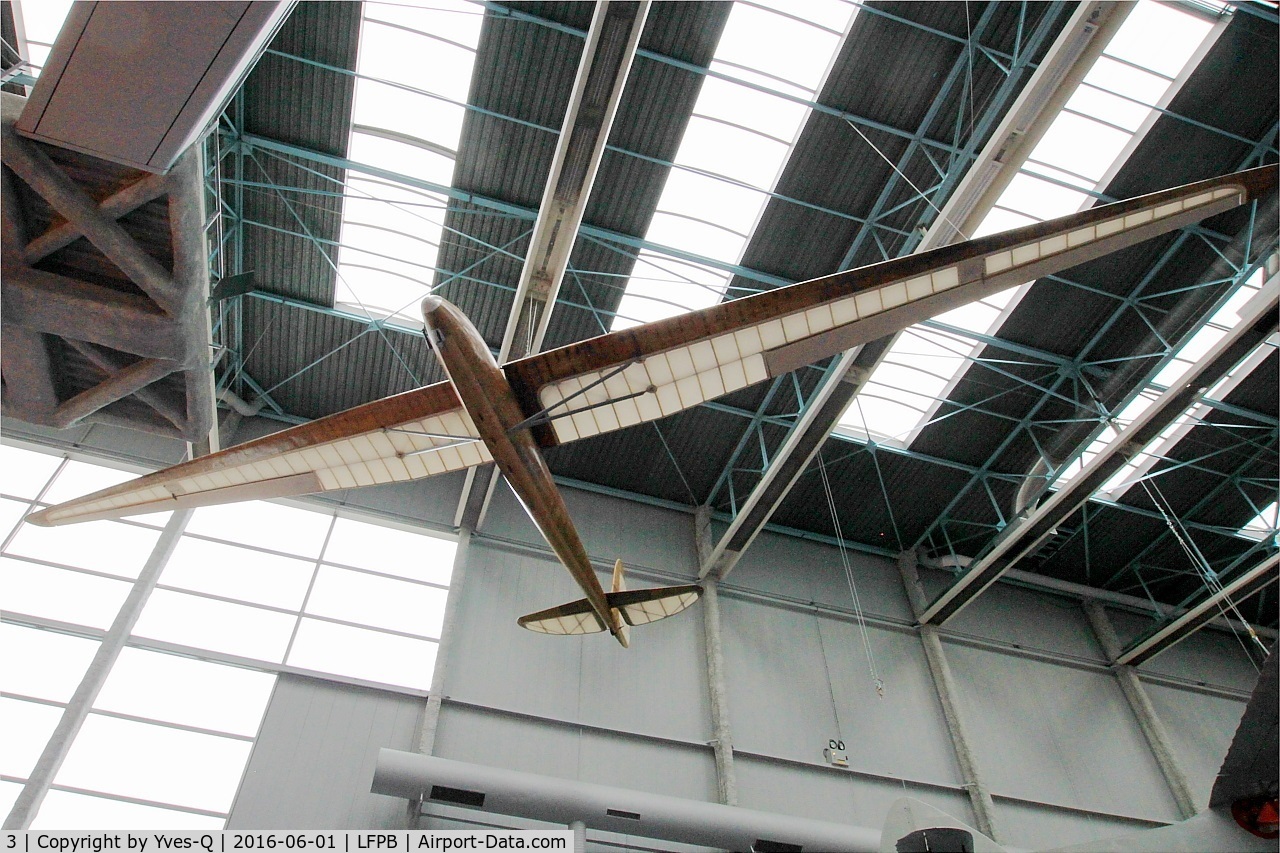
[2,441,457,827]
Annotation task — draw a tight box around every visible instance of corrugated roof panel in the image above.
[231,1,361,305]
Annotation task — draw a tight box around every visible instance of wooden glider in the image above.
[28,166,1278,645]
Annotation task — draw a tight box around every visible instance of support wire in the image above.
[817,451,884,697]
[1139,477,1269,664]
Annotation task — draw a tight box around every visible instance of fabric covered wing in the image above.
[608,585,703,626]
[518,598,608,636]
[28,381,491,525]
[506,168,1274,446]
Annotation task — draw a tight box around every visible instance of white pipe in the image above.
[372,750,880,852]
[919,555,1278,640]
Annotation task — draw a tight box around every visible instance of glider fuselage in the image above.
[420,295,622,641]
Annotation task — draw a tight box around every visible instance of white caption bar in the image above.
[1,832,572,853]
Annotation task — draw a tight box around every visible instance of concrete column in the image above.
[568,819,585,853]
[4,508,193,829]
[1082,599,1198,819]
[695,506,738,806]
[897,551,1001,841]
[408,528,474,827]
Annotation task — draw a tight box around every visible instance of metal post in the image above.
[4,508,193,829]
[408,528,474,828]
[1082,599,1199,819]
[897,551,1001,841]
[568,820,585,853]
[695,506,738,806]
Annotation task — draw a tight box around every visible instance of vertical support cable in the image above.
[4,508,194,830]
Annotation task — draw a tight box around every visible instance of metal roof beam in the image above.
[496,1,649,362]
[1114,551,1278,667]
[1100,434,1280,592]
[918,277,1280,625]
[698,3,1100,581]
[230,131,794,290]
[462,1,649,531]
[912,185,1279,558]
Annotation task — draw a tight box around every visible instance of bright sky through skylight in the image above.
[1087,269,1277,498]
[611,0,858,330]
[839,2,1219,447]
[1241,501,1279,543]
[2,442,457,828]
[10,0,73,71]
[333,1,484,324]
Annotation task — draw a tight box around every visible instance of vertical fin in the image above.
[611,559,629,646]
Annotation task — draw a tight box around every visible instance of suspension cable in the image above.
[1139,478,1269,662]
[817,452,885,696]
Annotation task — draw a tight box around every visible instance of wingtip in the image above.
[24,509,54,527]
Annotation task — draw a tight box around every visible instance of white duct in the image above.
[372,750,880,852]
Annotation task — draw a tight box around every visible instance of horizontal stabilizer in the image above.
[608,585,703,626]
[518,583,703,638]
[518,598,608,636]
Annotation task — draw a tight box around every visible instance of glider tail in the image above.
[517,559,703,648]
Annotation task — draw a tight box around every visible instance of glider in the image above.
[28,166,1278,646]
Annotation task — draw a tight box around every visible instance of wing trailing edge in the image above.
[27,381,487,526]
[518,581,704,644]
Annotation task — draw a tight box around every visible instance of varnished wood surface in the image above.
[503,166,1276,443]
[27,380,463,518]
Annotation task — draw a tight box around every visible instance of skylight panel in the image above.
[11,0,73,71]
[286,619,438,690]
[1103,1,1216,77]
[0,624,97,704]
[53,715,252,813]
[333,1,483,323]
[1099,271,1275,500]
[646,211,750,262]
[32,792,223,831]
[1030,112,1133,182]
[694,75,810,134]
[1084,57,1173,105]
[612,1,858,330]
[1241,501,1279,542]
[997,172,1092,221]
[1065,85,1151,134]
[839,3,1224,448]
[678,117,793,184]
[660,169,768,234]
[94,648,275,737]
[715,4,842,90]
[3,444,459,829]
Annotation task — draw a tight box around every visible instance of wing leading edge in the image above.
[28,168,1276,528]
[27,381,488,525]
[505,167,1276,448]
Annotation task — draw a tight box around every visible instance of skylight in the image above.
[1091,268,1278,498]
[332,1,484,325]
[839,2,1222,447]
[611,0,858,330]
[2,441,457,827]
[9,0,73,73]
[1240,501,1279,543]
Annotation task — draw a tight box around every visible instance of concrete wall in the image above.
[406,482,1254,848]
[228,675,423,829]
[5,419,1258,848]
